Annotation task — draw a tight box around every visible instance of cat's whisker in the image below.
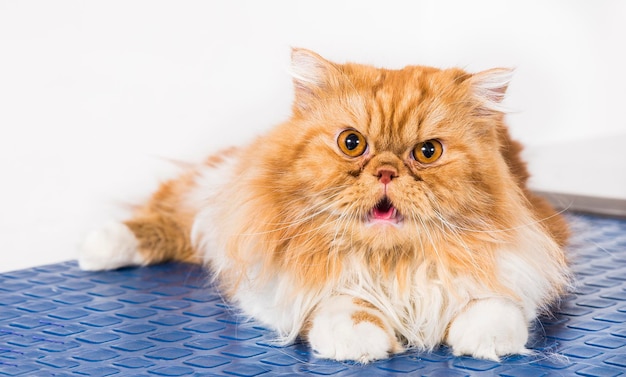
[413,212,443,266]
[244,192,348,233]
[410,214,429,263]
[434,211,485,271]
[430,201,569,237]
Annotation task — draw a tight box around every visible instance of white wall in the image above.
[1,0,625,272]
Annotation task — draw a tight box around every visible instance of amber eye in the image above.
[413,139,443,164]
[337,129,367,157]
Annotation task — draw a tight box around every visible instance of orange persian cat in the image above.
[80,48,570,363]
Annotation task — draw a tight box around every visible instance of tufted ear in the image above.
[469,68,514,114]
[289,48,337,112]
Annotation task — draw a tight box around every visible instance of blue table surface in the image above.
[1,213,626,376]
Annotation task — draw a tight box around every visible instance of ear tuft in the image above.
[289,48,335,112]
[470,68,514,113]
[290,48,329,88]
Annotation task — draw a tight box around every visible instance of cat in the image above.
[80,48,571,363]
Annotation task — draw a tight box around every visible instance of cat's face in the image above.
[261,49,516,256]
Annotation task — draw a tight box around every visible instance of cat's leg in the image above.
[80,150,238,271]
[305,295,402,363]
[80,212,197,271]
[79,221,144,271]
[446,297,529,361]
[79,174,199,271]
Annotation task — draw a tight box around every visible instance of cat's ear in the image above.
[469,68,514,114]
[289,48,338,112]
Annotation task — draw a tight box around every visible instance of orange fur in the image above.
[352,310,385,328]
[127,148,240,266]
[125,171,198,265]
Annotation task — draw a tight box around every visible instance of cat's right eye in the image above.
[337,129,367,157]
[413,139,444,164]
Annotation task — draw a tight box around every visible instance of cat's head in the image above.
[248,48,523,275]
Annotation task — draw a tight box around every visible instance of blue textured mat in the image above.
[1,213,626,376]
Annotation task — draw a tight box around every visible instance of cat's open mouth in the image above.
[367,196,403,225]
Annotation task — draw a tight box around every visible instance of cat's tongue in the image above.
[372,197,396,220]
[373,207,395,220]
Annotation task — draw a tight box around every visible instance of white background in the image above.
[1,0,625,272]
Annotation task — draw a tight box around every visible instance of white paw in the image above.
[79,222,144,271]
[446,298,529,361]
[307,296,400,363]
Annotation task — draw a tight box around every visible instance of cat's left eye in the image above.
[413,139,443,164]
[337,129,367,157]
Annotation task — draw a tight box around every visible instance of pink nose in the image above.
[377,169,397,185]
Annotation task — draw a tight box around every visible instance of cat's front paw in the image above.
[446,298,529,361]
[307,296,402,363]
[79,222,144,271]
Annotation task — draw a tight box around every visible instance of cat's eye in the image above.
[337,129,367,157]
[413,140,443,164]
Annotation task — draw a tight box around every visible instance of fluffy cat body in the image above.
[81,49,570,363]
